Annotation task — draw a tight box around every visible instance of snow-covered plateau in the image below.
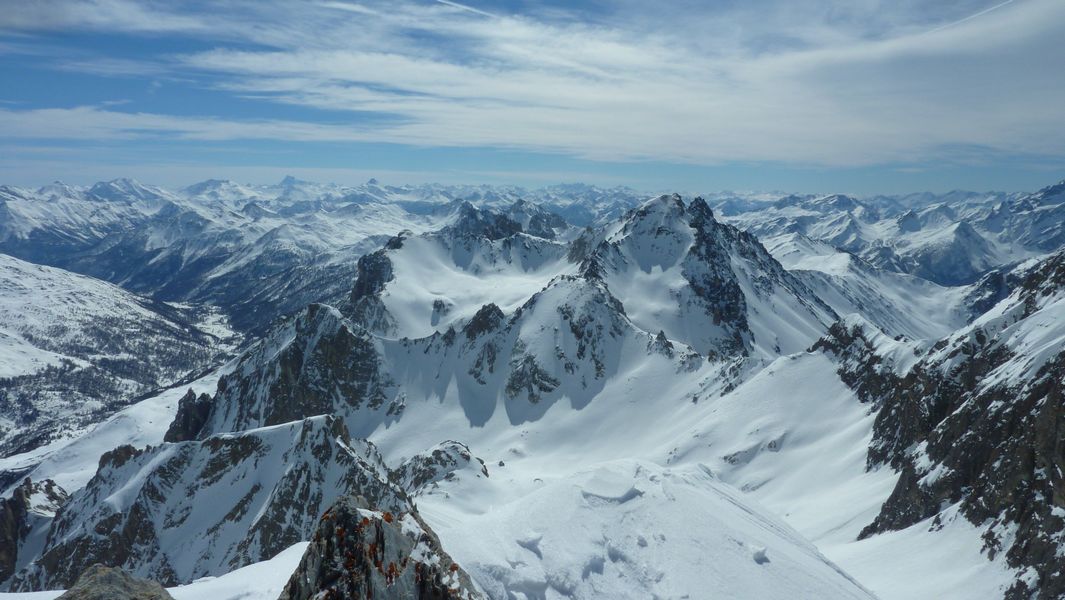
[2,176,1064,599]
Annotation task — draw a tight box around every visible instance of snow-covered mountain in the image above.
[0,253,233,459]
[8,415,404,591]
[0,179,637,334]
[824,250,1065,599]
[717,184,1062,286]
[1,175,1065,600]
[762,232,971,340]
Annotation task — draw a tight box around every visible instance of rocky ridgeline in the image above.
[8,416,408,590]
[196,303,397,438]
[392,441,490,496]
[813,253,1065,599]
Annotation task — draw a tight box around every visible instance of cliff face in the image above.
[0,478,66,584]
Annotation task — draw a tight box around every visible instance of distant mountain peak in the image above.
[443,201,522,240]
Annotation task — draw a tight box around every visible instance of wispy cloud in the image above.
[2,0,1064,168]
[433,0,495,19]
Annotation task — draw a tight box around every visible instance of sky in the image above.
[0,0,1063,195]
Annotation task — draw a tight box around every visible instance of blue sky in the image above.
[0,0,1063,194]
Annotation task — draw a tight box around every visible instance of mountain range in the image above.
[1,176,1064,599]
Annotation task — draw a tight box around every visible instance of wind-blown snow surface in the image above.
[422,460,874,600]
[359,341,1015,599]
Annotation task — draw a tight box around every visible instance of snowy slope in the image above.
[356,229,574,340]
[0,253,231,457]
[422,460,874,600]
[763,232,969,340]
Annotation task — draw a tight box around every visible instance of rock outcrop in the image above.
[197,304,395,438]
[56,564,173,600]
[815,252,1065,599]
[392,441,489,496]
[162,389,211,443]
[0,478,66,584]
[278,495,480,600]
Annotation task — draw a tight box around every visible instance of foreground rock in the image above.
[56,564,173,600]
[278,495,479,600]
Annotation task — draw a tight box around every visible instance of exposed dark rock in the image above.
[1016,250,1065,316]
[817,253,1065,598]
[431,299,453,326]
[862,352,1065,599]
[56,564,173,600]
[392,441,489,496]
[0,478,67,584]
[10,416,405,590]
[506,199,567,240]
[199,304,393,436]
[504,353,560,403]
[463,304,504,341]
[648,330,674,358]
[444,202,522,241]
[277,495,480,600]
[162,389,212,443]
[960,267,1019,323]
[348,250,397,334]
[811,320,900,409]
